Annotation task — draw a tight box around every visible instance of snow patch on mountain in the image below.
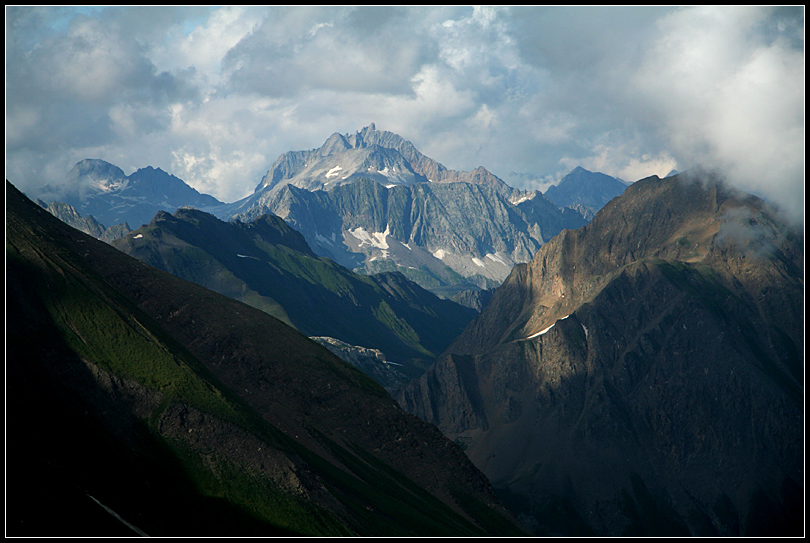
[433,248,448,260]
[325,166,343,178]
[510,192,536,205]
[485,253,508,266]
[527,314,571,339]
[349,225,390,250]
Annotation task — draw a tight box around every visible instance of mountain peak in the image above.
[68,158,126,182]
[254,125,514,195]
[398,171,804,535]
[544,167,629,220]
[320,132,352,156]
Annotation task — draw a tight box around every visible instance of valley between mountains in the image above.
[8,125,804,536]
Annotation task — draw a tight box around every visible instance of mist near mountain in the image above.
[397,170,804,536]
[31,159,224,229]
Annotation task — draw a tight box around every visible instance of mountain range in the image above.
[12,124,802,537]
[110,206,477,386]
[6,180,523,537]
[29,126,594,295]
[32,159,224,230]
[397,170,804,535]
[222,125,587,294]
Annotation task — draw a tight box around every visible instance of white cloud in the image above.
[630,6,805,221]
[5,6,804,224]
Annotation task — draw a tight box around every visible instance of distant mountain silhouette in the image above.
[543,166,629,220]
[30,159,223,228]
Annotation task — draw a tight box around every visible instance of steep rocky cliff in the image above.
[233,177,584,292]
[397,171,804,536]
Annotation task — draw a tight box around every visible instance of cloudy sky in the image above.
[5,6,805,221]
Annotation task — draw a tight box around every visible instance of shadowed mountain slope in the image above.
[6,181,523,537]
[397,171,804,536]
[111,207,477,384]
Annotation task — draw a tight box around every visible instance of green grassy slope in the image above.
[113,208,477,379]
[6,181,522,536]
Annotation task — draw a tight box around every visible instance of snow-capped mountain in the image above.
[253,123,511,196]
[226,125,587,294]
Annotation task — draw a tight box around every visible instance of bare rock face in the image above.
[225,125,587,294]
[397,170,804,536]
[234,176,585,292]
[309,336,408,392]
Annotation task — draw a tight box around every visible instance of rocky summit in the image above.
[225,126,586,294]
[252,123,512,196]
[397,170,804,536]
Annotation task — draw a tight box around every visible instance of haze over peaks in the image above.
[31,159,225,229]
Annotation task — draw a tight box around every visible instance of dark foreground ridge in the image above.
[6,180,523,537]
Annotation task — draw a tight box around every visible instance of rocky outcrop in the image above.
[309,337,407,392]
[38,199,131,242]
[397,171,804,536]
